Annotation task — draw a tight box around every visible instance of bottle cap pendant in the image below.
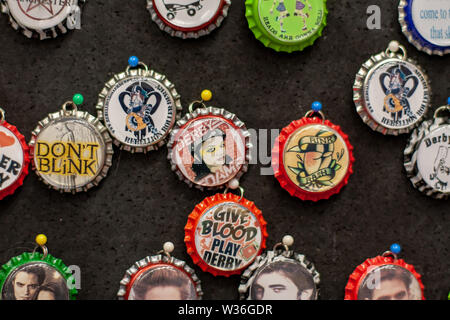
[353,41,432,135]
[0,108,30,200]
[0,0,85,39]
[96,57,182,153]
[404,98,450,199]
[147,0,231,39]
[272,102,354,201]
[30,95,114,193]
[117,242,203,300]
[345,244,425,300]
[167,91,251,190]
[239,235,320,300]
[185,191,268,277]
[245,0,328,52]
[399,0,450,56]
[0,235,77,300]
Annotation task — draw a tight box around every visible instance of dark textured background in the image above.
[0,0,448,300]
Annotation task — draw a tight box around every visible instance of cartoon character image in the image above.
[429,146,450,191]
[190,127,232,182]
[294,0,312,31]
[118,81,162,140]
[270,0,290,33]
[380,66,419,122]
[162,0,204,20]
[270,0,312,33]
[288,130,344,190]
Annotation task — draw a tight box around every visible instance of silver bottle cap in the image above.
[354,41,431,135]
[147,0,231,39]
[96,60,182,153]
[29,99,113,193]
[0,0,85,39]
[404,100,450,199]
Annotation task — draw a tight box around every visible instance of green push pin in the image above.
[72,93,84,106]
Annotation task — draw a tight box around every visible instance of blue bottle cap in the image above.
[399,0,450,56]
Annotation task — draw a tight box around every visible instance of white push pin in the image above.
[227,178,240,190]
[282,235,294,247]
[388,40,400,53]
[163,242,174,254]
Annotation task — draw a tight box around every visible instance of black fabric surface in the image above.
[0,0,448,300]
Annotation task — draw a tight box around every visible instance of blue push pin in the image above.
[447,97,450,106]
[390,243,401,255]
[128,56,139,68]
[312,101,322,112]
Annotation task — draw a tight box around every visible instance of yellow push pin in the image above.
[201,89,212,102]
[35,234,47,246]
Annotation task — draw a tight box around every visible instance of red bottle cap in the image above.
[185,193,268,277]
[0,116,30,200]
[345,252,425,300]
[272,115,354,201]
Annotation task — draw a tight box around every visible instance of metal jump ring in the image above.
[434,106,450,119]
[125,61,149,73]
[188,100,206,114]
[32,245,48,260]
[157,249,171,258]
[272,242,289,253]
[223,186,244,202]
[61,101,78,113]
[385,44,408,60]
[382,250,398,261]
[304,110,326,121]
[0,108,5,122]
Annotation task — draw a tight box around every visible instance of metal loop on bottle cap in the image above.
[125,61,149,73]
[304,110,326,121]
[223,186,244,202]
[434,106,450,119]
[0,108,5,123]
[382,250,398,261]
[385,41,407,60]
[61,101,78,113]
[32,245,48,260]
[157,250,171,258]
[272,242,289,255]
[188,100,207,114]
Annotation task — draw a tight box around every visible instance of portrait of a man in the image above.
[1,263,69,300]
[129,265,197,300]
[249,261,316,300]
[357,265,422,300]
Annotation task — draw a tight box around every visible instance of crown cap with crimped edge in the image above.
[345,248,425,300]
[245,0,327,52]
[0,118,30,200]
[147,0,231,39]
[272,115,354,201]
[0,251,77,300]
[399,0,450,56]
[185,193,268,277]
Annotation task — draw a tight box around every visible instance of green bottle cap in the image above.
[245,0,328,52]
